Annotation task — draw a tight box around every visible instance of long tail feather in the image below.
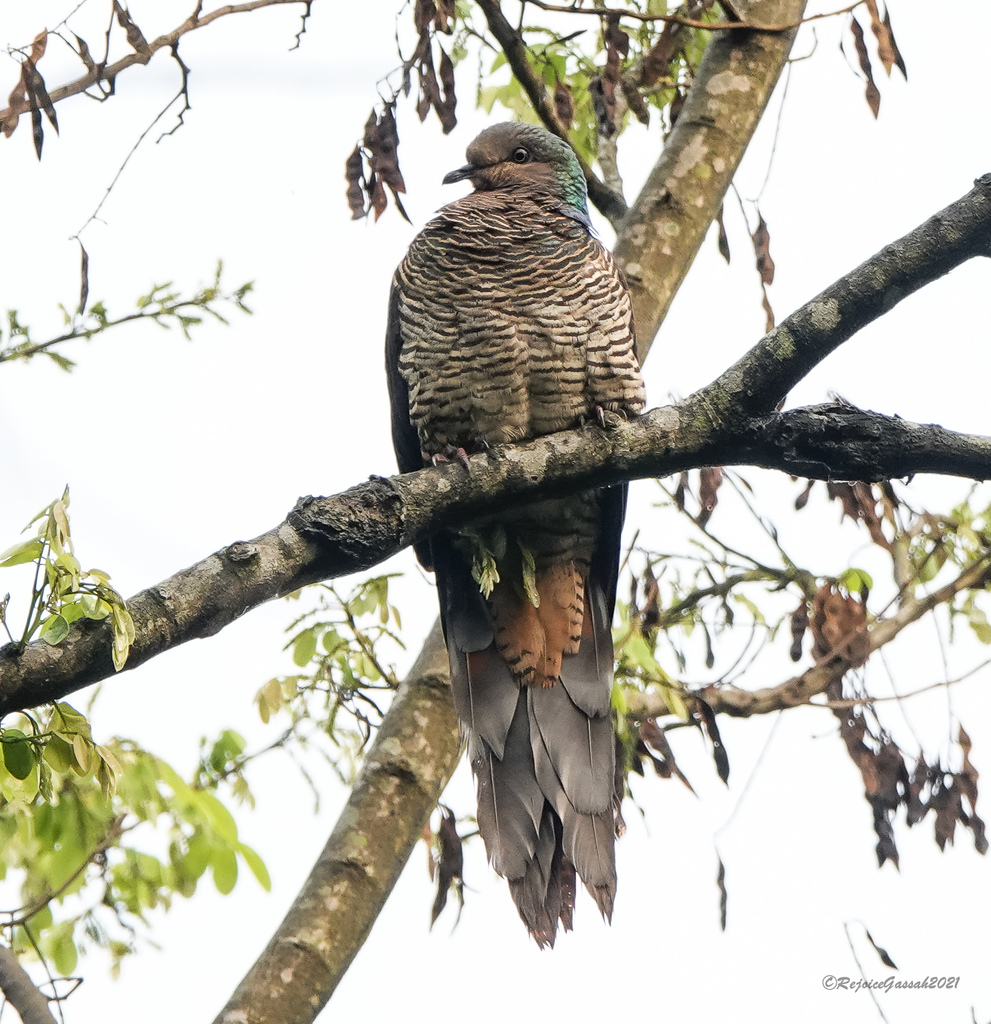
[433,488,628,944]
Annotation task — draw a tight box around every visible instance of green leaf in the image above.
[257,678,283,723]
[237,843,271,891]
[2,731,36,780]
[40,613,70,645]
[837,567,874,594]
[27,904,53,932]
[38,760,53,801]
[197,791,239,845]
[110,601,135,671]
[968,607,991,644]
[292,628,318,667]
[178,830,212,883]
[52,702,92,738]
[520,544,539,608]
[44,734,74,774]
[0,537,43,567]
[662,683,691,722]
[211,847,238,895]
[71,733,93,775]
[470,544,500,598]
[48,920,78,977]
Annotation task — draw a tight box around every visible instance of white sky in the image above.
[1,2,990,1022]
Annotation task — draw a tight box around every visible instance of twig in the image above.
[0,0,310,132]
[816,660,991,710]
[72,87,193,241]
[3,817,127,926]
[524,0,865,31]
[843,921,891,1023]
[714,710,784,835]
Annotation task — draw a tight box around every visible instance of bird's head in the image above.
[443,122,589,221]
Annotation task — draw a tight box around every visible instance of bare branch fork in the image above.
[0,173,988,719]
[0,1,312,140]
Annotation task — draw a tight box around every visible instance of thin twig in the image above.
[714,710,783,835]
[842,921,891,1023]
[524,0,864,31]
[817,660,991,710]
[3,817,127,927]
[0,0,309,130]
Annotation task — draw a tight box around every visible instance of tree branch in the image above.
[0,945,57,1024]
[523,0,862,31]
[1,175,988,717]
[0,0,310,140]
[4,405,987,715]
[707,173,991,417]
[213,622,459,1024]
[626,550,991,719]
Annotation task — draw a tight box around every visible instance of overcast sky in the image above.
[1,2,990,1022]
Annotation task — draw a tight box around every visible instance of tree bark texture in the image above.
[215,622,458,1024]
[0,946,57,1024]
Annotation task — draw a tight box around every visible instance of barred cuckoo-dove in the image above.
[385,122,645,946]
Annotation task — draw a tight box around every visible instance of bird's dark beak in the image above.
[442,163,475,185]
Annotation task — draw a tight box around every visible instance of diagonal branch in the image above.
[213,623,459,1024]
[626,550,991,719]
[706,174,991,417]
[0,0,311,140]
[0,176,988,717]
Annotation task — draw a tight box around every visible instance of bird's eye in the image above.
[511,147,530,164]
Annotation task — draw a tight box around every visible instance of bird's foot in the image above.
[594,405,625,430]
[431,445,471,469]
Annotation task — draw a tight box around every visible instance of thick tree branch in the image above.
[0,177,988,717]
[0,946,57,1024]
[708,173,991,417]
[214,622,459,1024]
[4,404,987,716]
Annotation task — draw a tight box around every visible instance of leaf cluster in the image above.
[0,703,268,981]
[0,488,134,670]
[609,470,991,874]
[255,577,405,784]
[0,260,253,371]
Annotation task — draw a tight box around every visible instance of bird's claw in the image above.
[594,405,625,430]
[432,445,472,470]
